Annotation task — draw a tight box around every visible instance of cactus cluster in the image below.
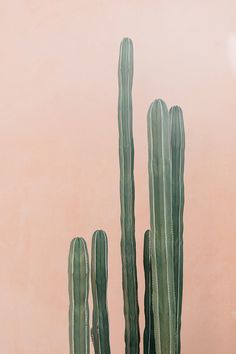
[68,38,185,354]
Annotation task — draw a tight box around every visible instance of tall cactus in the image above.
[143,230,156,354]
[147,99,176,354]
[170,107,185,354]
[67,39,186,354]
[118,37,140,354]
[68,237,89,354]
[91,230,111,354]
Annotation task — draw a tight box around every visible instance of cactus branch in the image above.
[170,106,185,354]
[91,230,111,354]
[68,237,89,354]
[143,230,156,354]
[118,37,140,354]
[147,99,176,354]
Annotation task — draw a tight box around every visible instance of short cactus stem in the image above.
[143,230,156,354]
[91,230,111,354]
[68,237,89,354]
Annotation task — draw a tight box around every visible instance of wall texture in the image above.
[0,1,236,353]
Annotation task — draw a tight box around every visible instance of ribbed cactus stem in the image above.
[170,106,185,354]
[68,237,89,354]
[118,37,140,354]
[147,99,176,354]
[91,230,111,354]
[143,230,156,354]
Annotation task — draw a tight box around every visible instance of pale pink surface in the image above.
[0,1,236,353]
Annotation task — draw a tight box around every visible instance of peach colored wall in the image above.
[0,1,236,353]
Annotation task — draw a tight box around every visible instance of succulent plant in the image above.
[68,38,185,354]
[143,230,156,354]
[91,230,111,354]
[118,37,140,354]
[147,99,176,354]
[68,237,89,354]
[170,106,185,354]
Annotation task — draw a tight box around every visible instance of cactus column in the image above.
[143,230,156,354]
[91,230,111,354]
[68,237,90,354]
[147,99,176,354]
[170,107,185,354]
[118,37,140,354]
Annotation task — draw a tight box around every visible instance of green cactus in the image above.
[147,99,176,354]
[118,37,140,354]
[67,39,186,354]
[143,230,156,354]
[91,230,111,354]
[170,106,185,354]
[68,237,89,354]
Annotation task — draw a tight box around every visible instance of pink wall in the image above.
[0,1,236,353]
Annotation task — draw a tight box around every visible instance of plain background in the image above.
[0,1,236,353]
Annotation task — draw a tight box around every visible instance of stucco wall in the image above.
[0,1,235,353]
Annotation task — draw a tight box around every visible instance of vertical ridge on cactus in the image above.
[170,106,185,354]
[91,230,111,354]
[68,237,89,354]
[143,230,156,354]
[147,99,176,354]
[118,37,140,354]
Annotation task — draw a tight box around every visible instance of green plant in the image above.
[143,230,156,354]
[91,230,111,354]
[147,99,176,354]
[170,106,185,354]
[118,37,140,354]
[68,237,89,354]
[68,38,185,354]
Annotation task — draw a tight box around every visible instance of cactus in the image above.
[118,37,140,354]
[143,230,156,354]
[67,39,185,354]
[91,230,111,354]
[170,107,185,354]
[147,99,176,354]
[68,237,89,354]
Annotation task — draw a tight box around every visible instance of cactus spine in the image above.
[91,230,111,354]
[143,230,156,354]
[68,237,89,354]
[118,37,140,354]
[170,107,185,354]
[147,99,176,354]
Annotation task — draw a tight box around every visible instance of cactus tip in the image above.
[170,105,183,115]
